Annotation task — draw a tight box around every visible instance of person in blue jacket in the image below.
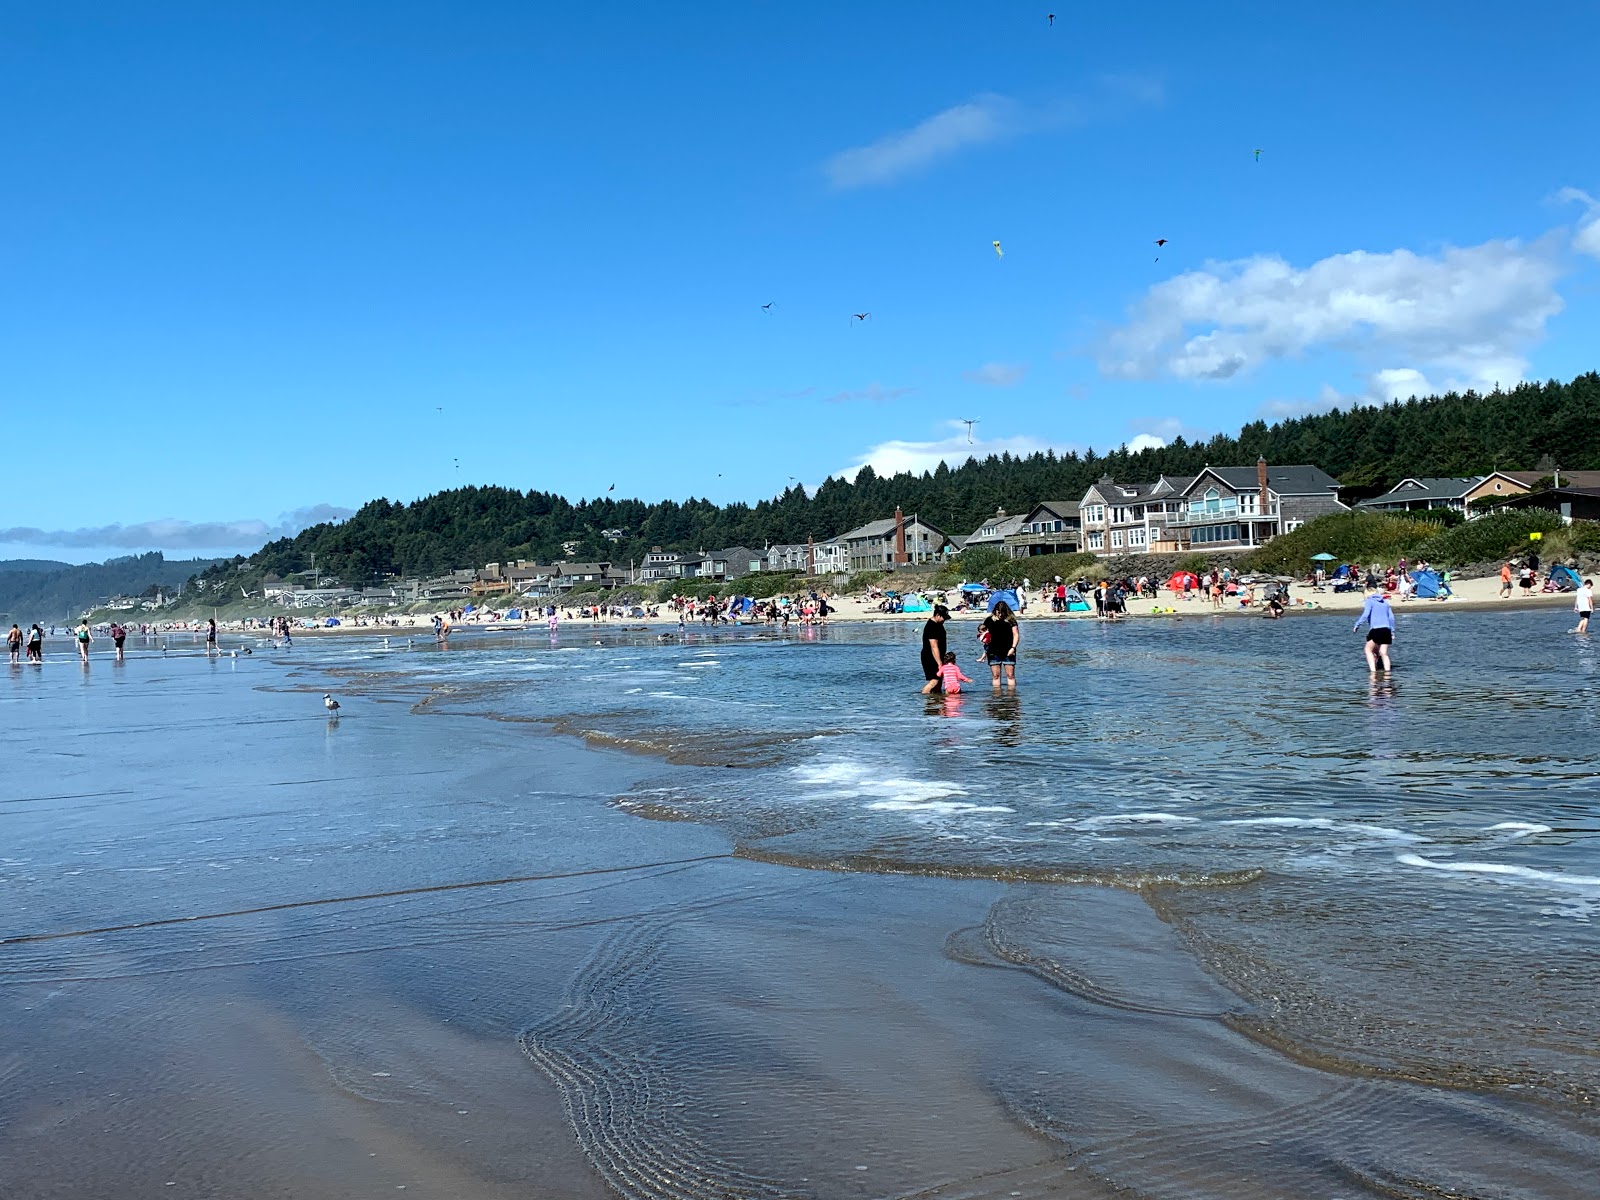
[1354,587,1396,672]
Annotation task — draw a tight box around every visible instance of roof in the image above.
[1496,470,1600,489]
[1357,476,1484,507]
[965,513,1027,543]
[1502,486,1600,505]
[1085,477,1160,503]
[1021,500,1081,522]
[840,515,947,541]
[1191,464,1341,495]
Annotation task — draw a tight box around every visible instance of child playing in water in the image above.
[922,651,972,695]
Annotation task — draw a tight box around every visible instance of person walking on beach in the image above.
[26,623,43,662]
[205,617,219,657]
[1499,562,1513,598]
[1354,587,1395,673]
[75,619,93,662]
[1576,578,1593,634]
[980,600,1020,689]
[6,623,20,664]
[920,604,949,691]
[110,622,127,660]
[922,651,972,696]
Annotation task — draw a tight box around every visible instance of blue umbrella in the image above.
[960,582,987,593]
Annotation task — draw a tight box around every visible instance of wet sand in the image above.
[3,649,1596,1198]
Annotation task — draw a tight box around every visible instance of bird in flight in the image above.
[323,693,341,714]
[1047,13,1055,24]
[761,302,775,312]
[1253,148,1263,162]
[960,418,979,444]
[992,240,1004,258]
[852,312,871,323]
[608,484,615,492]
[1154,238,1168,262]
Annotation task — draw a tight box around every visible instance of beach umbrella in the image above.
[960,582,987,593]
[1309,552,1337,562]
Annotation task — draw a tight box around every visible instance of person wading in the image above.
[920,604,949,691]
[980,600,1020,689]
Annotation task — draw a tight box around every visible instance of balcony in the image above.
[1166,502,1278,526]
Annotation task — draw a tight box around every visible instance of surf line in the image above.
[0,853,734,946]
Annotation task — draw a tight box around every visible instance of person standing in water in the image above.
[919,604,949,691]
[1354,587,1395,672]
[6,623,21,664]
[205,617,219,657]
[980,600,1020,689]
[1576,578,1593,634]
[110,621,127,661]
[76,619,93,662]
[26,623,43,662]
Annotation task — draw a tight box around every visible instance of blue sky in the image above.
[5,1,1600,563]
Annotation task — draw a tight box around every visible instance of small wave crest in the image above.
[1397,853,1600,890]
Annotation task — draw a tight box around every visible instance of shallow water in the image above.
[317,608,1600,1103]
[4,615,1599,1198]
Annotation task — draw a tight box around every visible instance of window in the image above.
[1240,493,1259,515]
[1084,504,1105,524]
[1192,523,1240,544]
[1112,507,1129,524]
[1284,520,1302,533]
[1088,531,1104,550]
[1128,527,1147,547]
[1111,530,1123,548]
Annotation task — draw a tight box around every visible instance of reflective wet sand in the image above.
[3,633,1597,1198]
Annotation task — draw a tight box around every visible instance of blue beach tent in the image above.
[1409,569,1443,598]
[987,589,1021,612]
[1064,587,1091,613]
[902,593,932,613]
[1550,564,1581,591]
[506,607,522,620]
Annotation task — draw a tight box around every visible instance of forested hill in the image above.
[204,372,1600,585]
[0,553,223,622]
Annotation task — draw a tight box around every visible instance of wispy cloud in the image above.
[1098,233,1567,400]
[0,505,355,554]
[836,422,1075,480]
[1124,415,1211,450]
[961,362,1027,387]
[1558,186,1600,260]
[824,93,1019,189]
[823,382,916,404]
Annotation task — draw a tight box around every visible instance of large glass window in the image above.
[1111,530,1123,548]
[1088,531,1104,550]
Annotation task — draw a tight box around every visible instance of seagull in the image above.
[852,312,871,323]
[761,302,775,312]
[323,693,341,714]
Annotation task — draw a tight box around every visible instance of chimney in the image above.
[894,507,909,564]
[1257,455,1270,517]
[806,534,815,576]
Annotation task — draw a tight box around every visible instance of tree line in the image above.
[193,372,1600,589]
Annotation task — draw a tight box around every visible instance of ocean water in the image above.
[322,606,1600,1104]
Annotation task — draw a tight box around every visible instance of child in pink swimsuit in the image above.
[922,651,973,695]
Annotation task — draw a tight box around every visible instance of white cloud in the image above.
[1125,434,1166,452]
[1099,235,1566,397]
[1558,187,1600,260]
[836,422,1072,480]
[961,361,1027,387]
[824,94,1019,189]
[1127,415,1210,445]
[823,382,915,404]
[0,505,355,554]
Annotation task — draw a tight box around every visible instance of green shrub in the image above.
[1416,508,1566,565]
[1241,511,1437,575]
[1567,521,1600,555]
[843,570,886,592]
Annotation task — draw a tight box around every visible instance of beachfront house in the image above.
[544,562,621,593]
[839,511,951,571]
[1077,475,1194,556]
[963,509,1027,554]
[1498,485,1600,523]
[1357,477,1498,516]
[675,546,764,582]
[765,543,812,573]
[1166,461,1345,550]
[638,549,683,582]
[1004,501,1083,557]
[812,538,848,575]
